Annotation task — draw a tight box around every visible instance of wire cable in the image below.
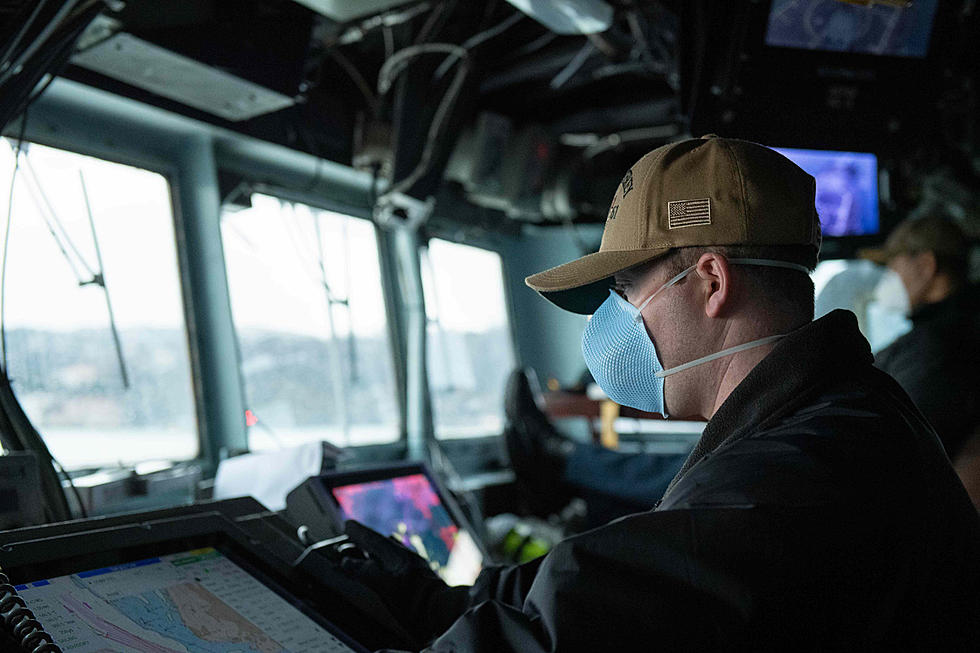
[377,44,471,197]
[550,39,595,90]
[433,10,524,79]
[0,112,27,373]
[382,23,395,60]
[24,70,59,107]
[0,0,81,87]
[414,0,454,45]
[51,453,86,518]
[377,42,467,94]
[325,48,380,116]
[333,1,432,46]
[0,0,105,129]
[15,0,105,70]
[503,30,558,62]
[0,0,53,76]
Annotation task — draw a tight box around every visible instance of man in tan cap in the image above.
[339,136,980,651]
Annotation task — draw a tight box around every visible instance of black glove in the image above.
[339,520,472,644]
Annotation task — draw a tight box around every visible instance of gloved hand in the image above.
[339,520,471,644]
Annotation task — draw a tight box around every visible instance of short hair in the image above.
[627,245,818,322]
[895,214,969,284]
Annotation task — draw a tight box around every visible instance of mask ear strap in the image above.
[655,334,786,378]
[631,259,809,323]
[726,258,811,274]
[633,265,695,320]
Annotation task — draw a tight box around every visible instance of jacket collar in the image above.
[909,284,979,324]
[661,309,873,499]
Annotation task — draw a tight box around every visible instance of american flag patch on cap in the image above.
[667,198,711,229]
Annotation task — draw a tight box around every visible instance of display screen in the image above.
[765,0,939,58]
[772,147,879,237]
[15,547,357,653]
[331,473,483,586]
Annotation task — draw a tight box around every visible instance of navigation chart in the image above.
[15,548,355,653]
[332,473,482,585]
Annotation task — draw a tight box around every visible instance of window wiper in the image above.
[339,217,359,384]
[278,202,360,385]
[422,248,456,393]
[312,209,350,443]
[18,154,130,389]
[18,151,129,389]
[19,151,94,285]
[78,169,130,389]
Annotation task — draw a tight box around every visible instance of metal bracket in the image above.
[373,191,435,231]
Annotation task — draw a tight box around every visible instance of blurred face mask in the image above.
[581,258,810,416]
[873,268,911,316]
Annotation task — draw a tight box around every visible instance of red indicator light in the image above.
[245,410,258,427]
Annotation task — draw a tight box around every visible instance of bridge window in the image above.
[221,194,399,450]
[0,140,197,470]
[422,239,516,439]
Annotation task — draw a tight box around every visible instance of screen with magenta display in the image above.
[331,473,482,586]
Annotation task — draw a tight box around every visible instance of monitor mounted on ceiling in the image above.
[772,146,880,238]
[764,0,940,59]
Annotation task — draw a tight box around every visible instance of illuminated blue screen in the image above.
[765,0,939,58]
[772,147,879,237]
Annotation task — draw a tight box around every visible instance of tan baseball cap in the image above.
[525,134,821,314]
[859,215,969,268]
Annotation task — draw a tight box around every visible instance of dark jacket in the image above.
[874,284,980,458]
[420,310,980,652]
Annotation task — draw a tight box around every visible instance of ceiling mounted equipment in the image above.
[292,0,415,22]
[72,34,295,121]
[503,0,614,35]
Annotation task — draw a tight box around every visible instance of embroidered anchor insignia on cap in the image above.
[607,205,619,221]
[667,198,711,229]
[620,169,634,197]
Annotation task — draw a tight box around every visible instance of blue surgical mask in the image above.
[581,258,810,415]
[872,268,911,316]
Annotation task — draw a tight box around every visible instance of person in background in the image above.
[865,215,980,506]
[503,368,688,526]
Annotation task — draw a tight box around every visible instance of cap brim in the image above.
[857,246,891,265]
[525,248,672,314]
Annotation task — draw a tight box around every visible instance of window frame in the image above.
[420,229,522,447]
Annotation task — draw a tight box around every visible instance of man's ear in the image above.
[695,253,732,318]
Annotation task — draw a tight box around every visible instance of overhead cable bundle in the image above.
[0,0,108,132]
